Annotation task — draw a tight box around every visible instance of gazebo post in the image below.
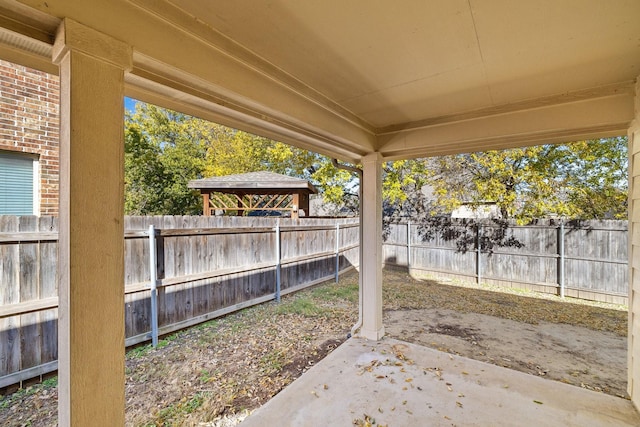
[292,193,300,219]
[298,192,310,217]
[202,193,210,216]
[237,195,244,216]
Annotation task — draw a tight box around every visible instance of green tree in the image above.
[124,102,358,215]
[125,103,209,215]
[558,137,628,219]
[420,137,627,222]
[127,104,625,221]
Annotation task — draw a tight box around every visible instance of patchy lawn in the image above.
[0,268,629,426]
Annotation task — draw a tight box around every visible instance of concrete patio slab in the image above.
[240,337,640,427]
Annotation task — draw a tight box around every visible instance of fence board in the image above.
[384,219,628,302]
[18,216,41,371]
[0,216,20,378]
[1,215,359,387]
[38,217,57,364]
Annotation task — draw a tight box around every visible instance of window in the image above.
[0,150,38,215]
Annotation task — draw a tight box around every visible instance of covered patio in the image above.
[0,1,639,425]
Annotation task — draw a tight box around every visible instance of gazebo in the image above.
[188,171,317,219]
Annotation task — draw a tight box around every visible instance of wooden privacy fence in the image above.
[0,215,359,389]
[383,219,628,305]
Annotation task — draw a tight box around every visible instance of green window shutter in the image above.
[0,151,35,215]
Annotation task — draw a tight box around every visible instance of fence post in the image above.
[476,223,482,284]
[275,219,281,302]
[407,221,411,272]
[148,224,159,347]
[558,221,565,298]
[335,223,340,283]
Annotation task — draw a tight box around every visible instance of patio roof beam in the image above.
[378,84,636,160]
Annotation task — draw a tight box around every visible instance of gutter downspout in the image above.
[331,158,363,338]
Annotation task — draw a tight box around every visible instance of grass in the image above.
[259,349,287,373]
[311,282,359,303]
[0,376,57,411]
[153,392,209,426]
[274,296,331,317]
[411,270,628,312]
[0,269,630,426]
[384,268,628,336]
[127,328,192,359]
[274,279,358,317]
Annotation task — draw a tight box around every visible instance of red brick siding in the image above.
[0,59,59,215]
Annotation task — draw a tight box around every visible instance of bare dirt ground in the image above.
[0,268,629,426]
[384,270,629,399]
[386,309,627,397]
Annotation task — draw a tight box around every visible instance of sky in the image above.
[124,97,137,113]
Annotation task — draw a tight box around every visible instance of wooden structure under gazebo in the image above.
[188,171,317,219]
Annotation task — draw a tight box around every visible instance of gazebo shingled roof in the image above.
[188,171,317,194]
[188,171,317,218]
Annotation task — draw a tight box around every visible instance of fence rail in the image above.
[4,216,628,389]
[383,219,628,305]
[0,215,359,389]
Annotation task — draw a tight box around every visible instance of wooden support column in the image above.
[360,152,384,340]
[292,193,300,219]
[237,196,244,216]
[298,192,310,217]
[628,76,640,411]
[202,193,210,216]
[52,19,132,426]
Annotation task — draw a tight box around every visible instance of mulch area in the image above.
[0,268,628,426]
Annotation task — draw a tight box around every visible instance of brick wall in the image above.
[0,59,59,216]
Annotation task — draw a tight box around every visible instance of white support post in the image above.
[359,153,385,341]
[148,225,159,347]
[52,18,132,426]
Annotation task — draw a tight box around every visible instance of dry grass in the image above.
[0,268,628,426]
[385,268,627,336]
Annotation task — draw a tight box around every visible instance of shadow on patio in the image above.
[240,337,640,427]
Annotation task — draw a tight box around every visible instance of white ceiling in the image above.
[169,0,640,125]
[1,0,639,161]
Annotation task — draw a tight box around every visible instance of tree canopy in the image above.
[125,102,627,221]
[383,137,628,223]
[124,103,357,215]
